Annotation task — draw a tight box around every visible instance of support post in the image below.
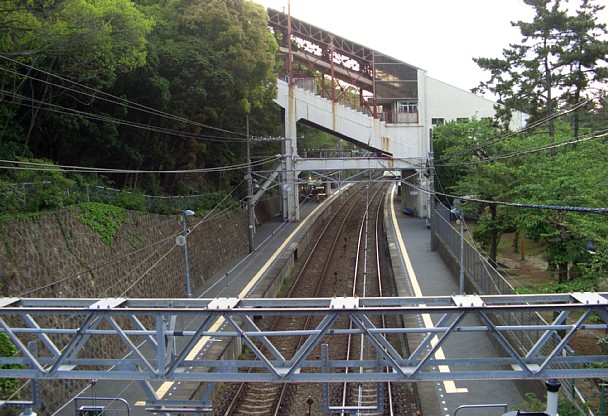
[429,133,437,251]
[545,379,561,416]
[180,210,195,298]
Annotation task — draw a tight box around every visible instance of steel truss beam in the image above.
[0,293,607,383]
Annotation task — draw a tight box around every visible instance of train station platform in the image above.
[195,196,321,299]
[386,187,525,416]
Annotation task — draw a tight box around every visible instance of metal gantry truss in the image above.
[1,293,608,384]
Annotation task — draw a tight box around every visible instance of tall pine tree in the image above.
[473,0,607,144]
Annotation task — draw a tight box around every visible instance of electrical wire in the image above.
[19,234,179,296]
[118,245,178,297]
[18,177,246,297]
[433,96,599,164]
[403,180,608,215]
[0,54,249,139]
[434,129,608,167]
[0,88,251,143]
[114,180,246,296]
[102,233,180,297]
[0,154,282,174]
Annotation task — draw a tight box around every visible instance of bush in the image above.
[77,203,127,245]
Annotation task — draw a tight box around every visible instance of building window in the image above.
[397,101,417,113]
[395,101,418,123]
[432,118,445,125]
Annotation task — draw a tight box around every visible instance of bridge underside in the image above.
[296,157,419,172]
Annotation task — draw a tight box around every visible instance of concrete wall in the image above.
[0,191,344,412]
[0,208,248,300]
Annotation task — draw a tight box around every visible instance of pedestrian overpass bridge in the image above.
[273,78,428,221]
[263,6,525,222]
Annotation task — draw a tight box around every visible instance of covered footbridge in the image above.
[267,8,430,221]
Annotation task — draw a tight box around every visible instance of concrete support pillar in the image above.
[283,87,300,222]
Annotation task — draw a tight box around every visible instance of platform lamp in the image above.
[177,209,195,298]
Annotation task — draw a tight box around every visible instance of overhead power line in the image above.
[20,179,247,297]
[434,129,608,167]
[402,181,608,215]
[0,154,282,174]
[433,96,600,164]
[0,89,252,143]
[0,54,248,139]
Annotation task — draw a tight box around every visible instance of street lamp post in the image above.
[179,209,195,298]
[451,208,465,295]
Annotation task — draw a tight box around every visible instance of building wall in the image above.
[425,76,528,131]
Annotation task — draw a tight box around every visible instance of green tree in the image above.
[434,119,516,266]
[0,0,153,178]
[511,133,608,284]
[558,0,608,143]
[182,0,278,111]
[474,0,570,135]
[473,0,608,149]
[1,0,281,196]
[109,0,279,193]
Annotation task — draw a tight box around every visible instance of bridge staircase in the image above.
[272,78,427,221]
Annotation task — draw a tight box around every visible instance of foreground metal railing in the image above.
[0,295,607,382]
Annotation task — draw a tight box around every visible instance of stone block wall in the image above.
[0,207,248,413]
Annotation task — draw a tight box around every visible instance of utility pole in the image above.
[246,114,255,253]
[458,213,464,295]
[449,206,465,295]
[429,127,437,251]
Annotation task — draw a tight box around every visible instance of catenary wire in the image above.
[432,96,598,164]
[19,179,246,296]
[0,88,252,143]
[403,180,608,215]
[0,154,281,174]
[19,233,179,296]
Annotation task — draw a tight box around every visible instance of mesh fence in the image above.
[433,201,597,415]
[2,181,217,214]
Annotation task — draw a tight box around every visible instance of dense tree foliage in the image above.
[434,108,608,290]
[454,0,608,288]
[0,0,281,195]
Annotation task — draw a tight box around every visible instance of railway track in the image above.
[340,183,387,415]
[215,183,420,415]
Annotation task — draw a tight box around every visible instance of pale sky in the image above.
[255,0,608,96]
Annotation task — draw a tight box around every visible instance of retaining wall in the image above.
[0,206,249,413]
